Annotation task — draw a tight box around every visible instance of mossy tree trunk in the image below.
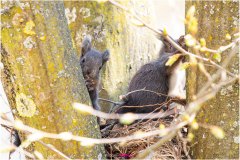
[1,1,105,159]
[186,1,239,159]
[64,0,159,112]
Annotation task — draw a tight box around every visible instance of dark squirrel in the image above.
[115,35,187,114]
[80,36,110,111]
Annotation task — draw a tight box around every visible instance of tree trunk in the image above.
[1,1,105,159]
[64,0,159,112]
[186,1,239,159]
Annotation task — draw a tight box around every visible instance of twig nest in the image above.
[101,117,188,159]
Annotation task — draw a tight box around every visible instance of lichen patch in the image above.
[65,7,77,24]
[23,20,36,35]
[16,93,36,117]
[23,36,36,49]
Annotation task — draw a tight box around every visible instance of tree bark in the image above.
[1,1,105,159]
[64,0,159,112]
[186,1,239,159]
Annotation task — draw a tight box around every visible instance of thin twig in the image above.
[98,98,121,105]
[135,129,177,159]
[202,38,240,53]
[134,75,237,158]
[0,75,237,160]
[0,76,236,147]
[165,36,238,77]
[1,144,36,159]
[197,44,239,98]
[0,117,188,144]
[38,140,72,160]
[122,88,169,98]
[178,131,191,160]
[108,0,239,78]
[74,102,179,120]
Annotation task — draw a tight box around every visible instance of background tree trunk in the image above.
[1,1,105,159]
[186,1,239,159]
[64,0,159,112]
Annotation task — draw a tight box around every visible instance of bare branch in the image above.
[135,130,177,159]
[38,140,71,160]
[98,98,121,105]
[108,0,239,78]
[0,117,188,145]
[73,102,179,120]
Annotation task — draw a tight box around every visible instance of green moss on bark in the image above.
[186,1,239,159]
[1,1,105,159]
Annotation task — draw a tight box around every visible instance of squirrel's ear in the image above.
[102,50,110,64]
[163,39,174,52]
[81,36,92,57]
[177,35,187,50]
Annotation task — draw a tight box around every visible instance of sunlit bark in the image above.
[1,1,105,159]
[186,1,239,158]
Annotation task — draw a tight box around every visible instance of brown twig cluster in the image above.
[103,118,188,159]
